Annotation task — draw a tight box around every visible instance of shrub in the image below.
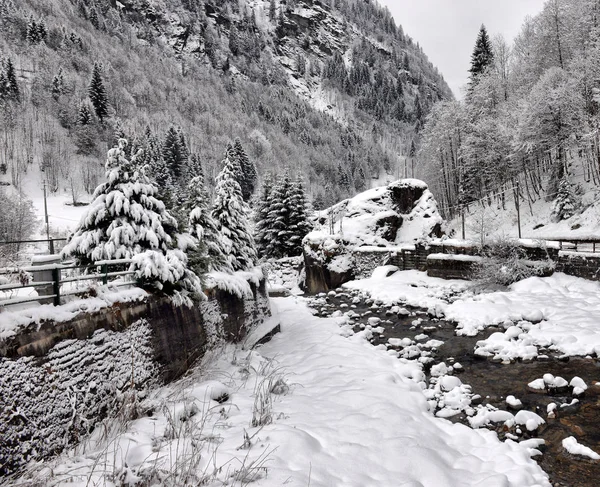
[472,238,554,289]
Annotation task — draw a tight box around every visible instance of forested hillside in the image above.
[420,0,600,225]
[0,0,451,215]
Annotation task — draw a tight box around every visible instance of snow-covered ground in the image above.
[445,182,600,242]
[14,296,549,487]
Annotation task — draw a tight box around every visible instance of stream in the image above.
[306,288,600,487]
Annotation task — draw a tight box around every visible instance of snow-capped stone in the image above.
[515,410,545,432]
[562,436,600,460]
[505,395,523,409]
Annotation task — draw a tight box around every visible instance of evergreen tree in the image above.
[51,68,64,100]
[62,139,201,298]
[551,176,579,222]
[233,138,258,202]
[26,16,41,44]
[163,126,188,180]
[469,25,494,84]
[185,172,227,273]
[4,58,19,102]
[254,173,275,258]
[77,102,92,126]
[269,0,277,20]
[287,175,312,256]
[212,152,257,271]
[265,172,294,259]
[88,62,109,123]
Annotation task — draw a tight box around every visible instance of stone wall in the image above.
[556,251,600,281]
[426,254,483,280]
[0,279,270,476]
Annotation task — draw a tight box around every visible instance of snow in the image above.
[19,297,550,487]
[506,395,523,408]
[562,436,600,460]
[515,410,545,432]
[306,178,443,248]
[0,286,147,339]
[427,253,483,262]
[345,269,600,359]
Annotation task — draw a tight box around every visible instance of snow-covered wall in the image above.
[0,277,271,476]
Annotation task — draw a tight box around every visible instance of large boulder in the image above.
[303,179,444,293]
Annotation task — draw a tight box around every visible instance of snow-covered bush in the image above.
[62,139,203,301]
[472,238,555,289]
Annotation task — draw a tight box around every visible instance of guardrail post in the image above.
[52,267,61,306]
[102,263,108,285]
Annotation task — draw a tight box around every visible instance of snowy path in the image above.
[257,297,549,486]
[15,296,549,486]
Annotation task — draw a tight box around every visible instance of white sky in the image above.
[378,0,547,98]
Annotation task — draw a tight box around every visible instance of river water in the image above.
[307,288,600,487]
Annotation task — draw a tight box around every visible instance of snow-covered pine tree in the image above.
[4,58,19,102]
[212,151,257,271]
[62,139,202,298]
[233,138,258,202]
[185,170,227,273]
[469,25,494,85]
[77,102,92,126]
[287,175,313,256]
[88,62,108,123]
[51,68,64,100]
[551,176,579,222]
[163,126,188,181]
[265,172,294,259]
[254,173,275,258]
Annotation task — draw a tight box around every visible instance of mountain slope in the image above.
[0,0,451,211]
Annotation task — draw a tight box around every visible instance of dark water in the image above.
[307,289,600,487]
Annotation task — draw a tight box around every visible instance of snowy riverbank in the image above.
[346,269,600,359]
[14,296,549,486]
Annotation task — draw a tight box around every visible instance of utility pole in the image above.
[461,205,466,240]
[515,180,522,239]
[43,180,52,253]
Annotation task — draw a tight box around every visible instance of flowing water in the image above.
[307,289,600,487]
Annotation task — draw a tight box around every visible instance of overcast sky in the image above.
[378,0,547,98]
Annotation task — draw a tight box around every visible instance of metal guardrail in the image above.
[0,259,136,308]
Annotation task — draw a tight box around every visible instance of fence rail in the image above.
[0,259,136,308]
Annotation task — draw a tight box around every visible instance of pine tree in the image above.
[26,16,40,43]
[163,126,188,180]
[469,25,494,84]
[77,102,93,125]
[551,177,579,222]
[185,172,227,273]
[212,152,257,271]
[287,175,312,256]
[233,138,258,202]
[88,62,109,123]
[51,68,64,100]
[62,139,201,298]
[254,173,275,258]
[4,58,19,102]
[265,172,294,259]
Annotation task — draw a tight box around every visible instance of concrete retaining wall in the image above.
[0,279,271,476]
